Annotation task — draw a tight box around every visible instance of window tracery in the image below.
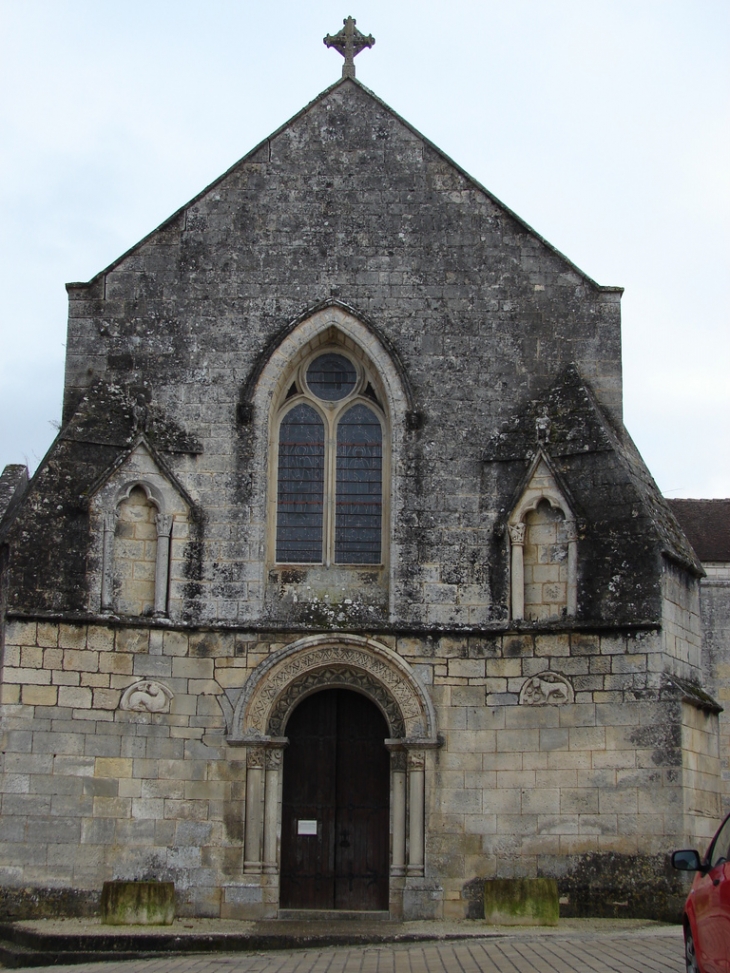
[273,347,386,566]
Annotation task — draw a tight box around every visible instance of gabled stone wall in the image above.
[0,76,720,923]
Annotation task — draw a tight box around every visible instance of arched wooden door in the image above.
[280,688,390,910]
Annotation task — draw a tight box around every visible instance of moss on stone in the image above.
[483,878,559,926]
[100,881,175,926]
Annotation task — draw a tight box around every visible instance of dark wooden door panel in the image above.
[280,690,337,909]
[335,691,389,910]
[280,689,389,911]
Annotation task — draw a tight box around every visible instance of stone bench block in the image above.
[100,881,175,925]
[483,878,558,925]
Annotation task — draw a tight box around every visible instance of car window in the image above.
[709,815,730,868]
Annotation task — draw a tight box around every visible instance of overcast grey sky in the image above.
[1,1,728,496]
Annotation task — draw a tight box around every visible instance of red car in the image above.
[673,812,730,973]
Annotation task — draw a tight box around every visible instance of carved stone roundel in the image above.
[120,680,173,713]
[519,671,574,706]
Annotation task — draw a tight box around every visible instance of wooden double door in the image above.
[280,689,390,910]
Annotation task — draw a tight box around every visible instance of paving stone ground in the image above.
[25,923,685,973]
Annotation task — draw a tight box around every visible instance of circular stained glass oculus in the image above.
[306,353,357,401]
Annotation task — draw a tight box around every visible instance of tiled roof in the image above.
[667,499,730,563]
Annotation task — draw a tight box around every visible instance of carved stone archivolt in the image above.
[519,671,574,706]
[268,665,405,737]
[120,680,173,713]
[233,634,437,885]
[229,634,437,744]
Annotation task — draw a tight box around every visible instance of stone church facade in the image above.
[0,71,726,921]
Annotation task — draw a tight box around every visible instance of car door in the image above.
[695,815,730,973]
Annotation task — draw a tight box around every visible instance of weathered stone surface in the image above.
[0,74,723,925]
[100,881,175,925]
[483,877,558,925]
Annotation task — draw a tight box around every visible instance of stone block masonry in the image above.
[0,75,719,923]
[0,618,715,920]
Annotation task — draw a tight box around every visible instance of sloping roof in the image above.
[483,365,704,578]
[0,464,28,529]
[66,78,622,294]
[667,499,730,563]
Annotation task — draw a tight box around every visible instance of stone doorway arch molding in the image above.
[228,634,439,884]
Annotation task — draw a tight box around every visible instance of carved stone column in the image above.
[100,511,118,612]
[406,750,425,877]
[263,746,284,875]
[244,747,265,874]
[389,747,407,877]
[564,519,578,616]
[153,514,173,618]
[508,523,526,621]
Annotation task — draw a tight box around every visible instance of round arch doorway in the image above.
[280,688,390,911]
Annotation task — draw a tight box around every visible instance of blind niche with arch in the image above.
[275,351,385,567]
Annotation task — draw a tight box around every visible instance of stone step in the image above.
[277,910,391,922]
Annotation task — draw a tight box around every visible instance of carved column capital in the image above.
[563,519,578,543]
[390,750,407,772]
[408,750,426,771]
[508,523,526,546]
[265,747,284,770]
[246,747,266,769]
[155,513,174,538]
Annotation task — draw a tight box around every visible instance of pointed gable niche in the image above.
[87,440,194,620]
[508,450,578,621]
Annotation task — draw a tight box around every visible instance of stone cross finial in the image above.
[324,16,375,79]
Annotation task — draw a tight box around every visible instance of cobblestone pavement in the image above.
[37,925,685,973]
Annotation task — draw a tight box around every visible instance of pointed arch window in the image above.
[276,404,325,563]
[274,350,385,565]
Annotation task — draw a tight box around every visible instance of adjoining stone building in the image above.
[669,500,730,818]
[0,37,727,921]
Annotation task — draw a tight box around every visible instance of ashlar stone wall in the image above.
[662,560,702,672]
[681,701,722,848]
[0,616,717,921]
[700,561,730,816]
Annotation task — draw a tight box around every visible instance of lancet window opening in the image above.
[274,348,387,566]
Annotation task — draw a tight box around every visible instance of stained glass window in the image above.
[336,404,382,564]
[306,353,357,401]
[275,349,385,566]
[276,404,325,562]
